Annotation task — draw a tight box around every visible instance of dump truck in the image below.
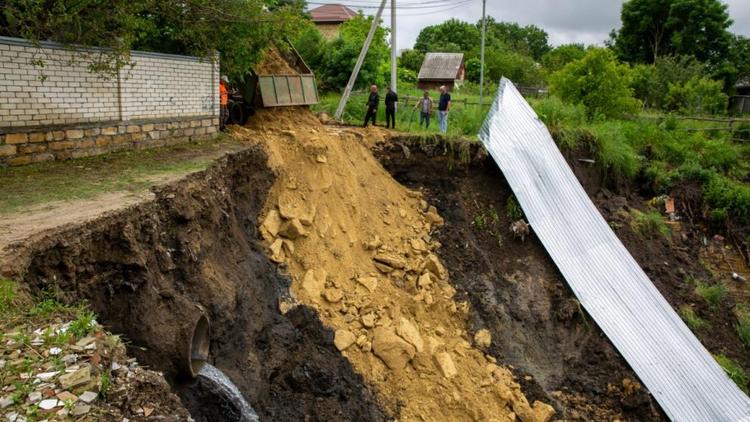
[226,43,320,125]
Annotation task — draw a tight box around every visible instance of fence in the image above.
[0,36,220,166]
[633,114,750,141]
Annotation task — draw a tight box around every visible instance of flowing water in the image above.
[193,363,260,422]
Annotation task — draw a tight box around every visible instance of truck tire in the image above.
[229,101,245,126]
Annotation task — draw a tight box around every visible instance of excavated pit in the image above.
[11,147,389,421]
[375,137,666,421]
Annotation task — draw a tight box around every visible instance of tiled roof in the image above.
[310,4,357,23]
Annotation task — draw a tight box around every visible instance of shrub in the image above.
[695,281,727,308]
[532,96,587,129]
[588,122,642,181]
[506,195,524,221]
[735,304,750,348]
[549,48,641,119]
[679,305,708,331]
[714,354,749,393]
[630,56,706,110]
[666,76,728,115]
[704,175,750,225]
[630,209,671,240]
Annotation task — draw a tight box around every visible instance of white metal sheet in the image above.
[479,78,750,421]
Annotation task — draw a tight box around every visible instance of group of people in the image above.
[363,85,452,133]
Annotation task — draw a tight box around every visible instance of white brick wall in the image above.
[0,37,218,128]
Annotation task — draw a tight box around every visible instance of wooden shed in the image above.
[417,53,465,90]
[730,77,750,114]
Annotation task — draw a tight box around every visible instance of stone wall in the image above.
[0,36,219,166]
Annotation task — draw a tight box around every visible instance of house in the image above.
[309,4,357,39]
[730,77,750,114]
[417,53,465,90]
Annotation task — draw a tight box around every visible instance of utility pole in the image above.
[391,0,397,95]
[479,0,487,107]
[335,0,388,121]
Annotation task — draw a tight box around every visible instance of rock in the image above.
[531,401,555,422]
[396,318,424,353]
[434,352,458,378]
[474,329,492,348]
[334,330,356,351]
[279,218,307,240]
[373,253,407,269]
[316,154,327,163]
[410,238,428,253]
[78,391,97,403]
[361,313,376,328]
[425,206,444,226]
[374,262,394,274]
[417,272,434,288]
[260,210,282,239]
[323,288,343,303]
[364,236,383,250]
[0,396,12,409]
[356,277,378,292]
[61,354,77,365]
[71,404,91,416]
[424,254,447,280]
[372,327,416,370]
[49,347,62,356]
[59,366,91,390]
[36,371,59,381]
[56,391,77,402]
[281,239,295,256]
[301,269,326,299]
[39,399,59,410]
[269,239,285,263]
[28,391,42,403]
[75,337,96,348]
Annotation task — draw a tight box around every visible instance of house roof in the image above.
[309,4,357,23]
[417,53,464,80]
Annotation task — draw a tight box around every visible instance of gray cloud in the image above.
[373,0,750,51]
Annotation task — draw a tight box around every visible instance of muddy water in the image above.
[14,149,389,421]
[180,363,260,422]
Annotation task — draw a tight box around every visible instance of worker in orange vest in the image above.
[219,75,229,130]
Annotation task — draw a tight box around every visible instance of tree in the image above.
[665,76,728,114]
[630,55,705,109]
[482,19,550,60]
[613,0,732,65]
[550,48,641,119]
[413,19,480,53]
[541,44,586,74]
[1,0,305,79]
[398,49,425,73]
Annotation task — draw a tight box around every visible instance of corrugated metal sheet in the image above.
[417,52,463,80]
[479,78,750,421]
[258,75,319,107]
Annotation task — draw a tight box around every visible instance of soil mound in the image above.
[255,45,297,75]
[234,108,552,421]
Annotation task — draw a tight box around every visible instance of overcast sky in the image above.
[337,0,750,50]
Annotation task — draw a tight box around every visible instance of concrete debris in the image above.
[59,366,91,389]
[79,391,98,404]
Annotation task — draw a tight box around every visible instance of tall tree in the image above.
[481,19,550,60]
[613,0,732,65]
[413,19,480,53]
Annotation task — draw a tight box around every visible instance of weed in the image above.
[630,209,671,240]
[714,354,749,393]
[694,281,727,308]
[0,278,15,316]
[506,195,524,221]
[473,214,487,230]
[69,310,97,338]
[100,371,111,397]
[29,290,66,317]
[736,304,750,348]
[678,305,708,331]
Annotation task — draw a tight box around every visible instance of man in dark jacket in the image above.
[384,85,398,129]
[363,85,379,127]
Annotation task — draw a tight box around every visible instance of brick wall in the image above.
[0,36,220,166]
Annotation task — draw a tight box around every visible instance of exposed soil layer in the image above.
[376,137,711,420]
[10,148,389,421]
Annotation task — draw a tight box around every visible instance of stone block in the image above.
[28,132,46,143]
[84,128,100,137]
[49,141,76,151]
[184,128,195,136]
[5,133,28,144]
[148,131,160,140]
[101,126,117,135]
[112,135,129,145]
[194,127,206,135]
[77,139,95,149]
[141,124,154,132]
[126,125,141,133]
[206,126,217,134]
[130,133,145,142]
[19,144,46,154]
[202,119,212,127]
[190,120,201,127]
[95,136,110,147]
[65,129,84,139]
[32,153,54,163]
[0,145,16,157]
[154,123,167,130]
[52,131,66,141]
[8,155,31,166]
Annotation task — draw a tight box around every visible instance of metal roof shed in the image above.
[417,52,465,90]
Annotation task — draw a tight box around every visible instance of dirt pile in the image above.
[255,45,297,75]
[234,108,553,421]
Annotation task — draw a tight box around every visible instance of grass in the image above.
[735,304,750,348]
[630,209,671,240]
[679,305,708,331]
[0,278,15,316]
[714,354,749,393]
[0,136,238,215]
[694,281,728,308]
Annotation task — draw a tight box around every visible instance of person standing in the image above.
[384,85,398,129]
[437,85,451,134]
[363,85,379,127]
[219,75,230,130]
[415,91,433,129]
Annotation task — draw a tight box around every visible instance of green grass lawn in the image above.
[0,135,244,215]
